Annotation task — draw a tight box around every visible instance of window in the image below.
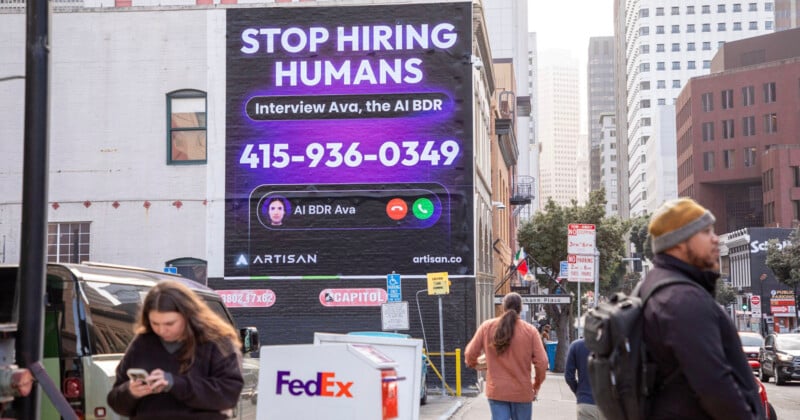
[749,21,758,30]
[656,7,664,16]
[688,61,697,69]
[703,152,715,171]
[733,3,742,12]
[640,81,651,90]
[794,200,800,221]
[672,61,681,70]
[766,21,773,30]
[765,202,775,225]
[749,3,757,11]
[641,99,651,108]
[721,89,734,109]
[718,23,727,31]
[723,150,735,168]
[687,5,696,14]
[718,4,726,13]
[765,2,773,11]
[642,117,651,126]
[656,25,665,34]
[640,63,651,72]
[641,44,650,54]
[703,42,712,50]
[47,222,90,263]
[656,44,665,52]
[702,23,711,32]
[640,8,649,18]
[672,80,681,88]
[763,82,776,103]
[165,257,208,284]
[657,80,666,89]
[672,25,680,33]
[672,43,681,52]
[703,60,711,69]
[688,42,696,51]
[718,41,726,48]
[722,119,735,139]
[672,6,680,15]
[794,166,800,187]
[658,98,666,105]
[742,85,755,106]
[743,116,756,136]
[702,5,711,14]
[640,26,650,36]
[657,62,666,71]
[687,24,696,33]
[763,113,778,133]
[733,22,742,31]
[764,169,774,191]
[702,92,714,112]
[702,122,715,141]
[744,147,757,167]
[167,89,207,164]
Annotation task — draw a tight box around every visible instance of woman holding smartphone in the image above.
[107,280,244,419]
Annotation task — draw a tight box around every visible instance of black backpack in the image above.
[583,278,696,420]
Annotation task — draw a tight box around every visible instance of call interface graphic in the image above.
[224,3,474,278]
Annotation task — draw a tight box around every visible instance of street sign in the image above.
[751,295,761,306]
[567,223,596,255]
[427,272,450,295]
[558,261,568,279]
[493,295,572,305]
[567,254,594,283]
[386,273,402,302]
[163,266,178,274]
[381,301,409,331]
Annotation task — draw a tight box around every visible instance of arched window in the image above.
[165,257,207,284]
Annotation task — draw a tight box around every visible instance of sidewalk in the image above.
[420,372,578,420]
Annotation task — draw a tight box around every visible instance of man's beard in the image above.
[687,246,718,271]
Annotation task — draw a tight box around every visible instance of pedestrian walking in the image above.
[564,338,605,420]
[107,280,244,419]
[465,292,549,420]
[641,198,763,419]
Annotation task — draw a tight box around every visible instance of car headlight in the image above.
[777,353,794,362]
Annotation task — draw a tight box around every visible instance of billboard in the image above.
[224,3,474,278]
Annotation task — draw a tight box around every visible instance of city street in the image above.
[763,380,800,418]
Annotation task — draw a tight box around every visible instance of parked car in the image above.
[755,376,777,420]
[759,332,800,385]
[738,331,764,373]
[0,262,260,420]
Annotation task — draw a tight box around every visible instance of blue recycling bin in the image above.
[545,342,557,371]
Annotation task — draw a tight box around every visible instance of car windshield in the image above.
[739,334,763,347]
[777,334,800,350]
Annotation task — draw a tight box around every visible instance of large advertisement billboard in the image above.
[225,3,474,278]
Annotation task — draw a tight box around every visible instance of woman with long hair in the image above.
[465,292,549,420]
[108,280,244,419]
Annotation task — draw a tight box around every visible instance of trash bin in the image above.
[545,342,557,371]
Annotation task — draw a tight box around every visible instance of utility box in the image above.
[257,343,399,420]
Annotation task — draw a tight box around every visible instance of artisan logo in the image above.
[276,371,353,398]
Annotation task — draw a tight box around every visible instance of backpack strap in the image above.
[637,276,701,304]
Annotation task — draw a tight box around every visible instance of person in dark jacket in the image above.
[641,198,763,420]
[565,338,605,420]
[107,280,244,420]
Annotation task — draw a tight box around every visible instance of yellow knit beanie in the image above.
[648,198,716,253]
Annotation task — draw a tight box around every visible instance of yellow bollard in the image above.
[455,348,461,396]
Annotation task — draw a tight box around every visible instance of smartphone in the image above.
[126,368,148,383]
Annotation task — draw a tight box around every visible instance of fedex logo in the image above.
[276,370,353,398]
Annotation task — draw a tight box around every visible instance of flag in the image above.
[516,259,529,277]
[513,248,526,267]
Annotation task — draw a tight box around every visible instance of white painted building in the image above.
[536,49,579,208]
[621,0,774,216]
[599,113,619,216]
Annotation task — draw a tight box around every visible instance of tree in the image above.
[715,279,737,308]
[766,228,800,309]
[628,215,654,262]
[517,189,630,372]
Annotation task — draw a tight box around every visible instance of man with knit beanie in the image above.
[639,198,763,420]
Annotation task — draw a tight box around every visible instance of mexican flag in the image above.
[513,248,529,276]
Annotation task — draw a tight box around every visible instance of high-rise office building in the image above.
[775,0,800,30]
[618,0,774,216]
[599,114,619,216]
[588,37,616,194]
[537,49,580,208]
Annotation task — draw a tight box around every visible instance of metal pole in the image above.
[438,296,445,396]
[594,248,600,307]
[15,0,50,417]
[577,281,581,339]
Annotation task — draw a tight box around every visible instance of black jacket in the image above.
[107,333,244,420]
[641,254,763,420]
